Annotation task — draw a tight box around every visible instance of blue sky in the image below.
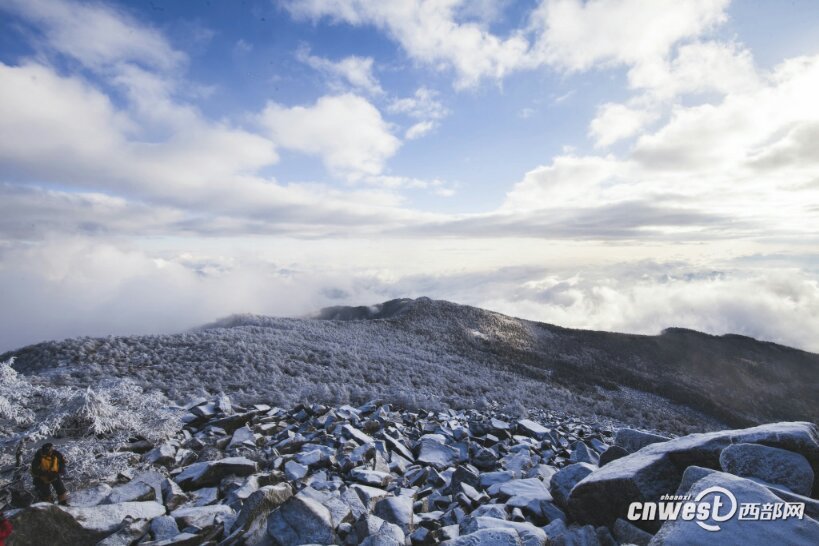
[1,0,818,352]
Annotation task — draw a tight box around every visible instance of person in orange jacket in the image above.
[0,510,12,546]
[30,443,69,505]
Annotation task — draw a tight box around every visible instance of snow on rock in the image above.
[719,442,815,496]
[568,421,819,532]
[651,471,819,545]
[174,456,257,490]
[59,501,166,536]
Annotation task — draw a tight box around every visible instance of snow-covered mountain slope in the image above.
[4,298,817,435]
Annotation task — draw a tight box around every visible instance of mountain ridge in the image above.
[4,297,817,435]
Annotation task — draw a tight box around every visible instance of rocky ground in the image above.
[4,396,818,545]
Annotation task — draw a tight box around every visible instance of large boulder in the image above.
[266,495,336,545]
[160,478,189,511]
[170,504,234,529]
[297,487,354,528]
[150,515,180,542]
[374,495,414,534]
[615,429,671,453]
[442,527,522,545]
[460,517,547,546]
[70,484,113,507]
[228,483,293,546]
[7,503,97,546]
[677,465,819,521]
[174,457,257,490]
[417,434,459,469]
[105,480,157,504]
[719,443,814,496]
[517,419,550,440]
[95,517,151,546]
[549,463,596,509]
[650,471,819,545]
[359,519,405,546]
[143,443,177,467]
[568,422,819,531]
[613,518,653,546]
[59,501,166,538]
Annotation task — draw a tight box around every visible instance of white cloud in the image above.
[297,46,383,95]
[518,107,536,119]
[388,87,448,140]
[0,61,279,197]
[589,102,658,147]
[504,53,819,240]
[405,120,435,140]
[503,155,625,210]
[531,0,729,72]
[259,93,401,180]
[0,0,185,71]
[633,55,819,176]
[0,238,355,351]
[588,40,761,147]
[362,175,457,197]
[234,39,253,54]
[478,266,819,352]
[628,40,760,98]
[283,0,533,88]
[388,87,449,120]
[0,62,428,236]
[2,239,818,354]
[284,0,731,88]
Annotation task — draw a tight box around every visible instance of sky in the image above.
[1,0,818,353]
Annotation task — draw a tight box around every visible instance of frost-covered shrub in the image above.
[0,358,181,486]
[0,357,37,428]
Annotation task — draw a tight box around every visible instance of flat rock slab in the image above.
[70,484,113,508]
[170,504,234,529]
[493,478,552,501]
[615,429,671,453]
[517,420,550,440]
[96,518,151,546]
[442,527,522,545]
[417,435,459,469]
[105,480,156,504]
[175,456,257,490]
[60,501,166,536]
[461,517,547,546]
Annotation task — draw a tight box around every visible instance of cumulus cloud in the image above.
[282,0,533,88]
[530,0,729,72]
[259,94,401,180]
[283,0,730,88]
[0,61,285,204]
[503,52,819,242]
[589,103,659,148]
[588,40,760,147]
